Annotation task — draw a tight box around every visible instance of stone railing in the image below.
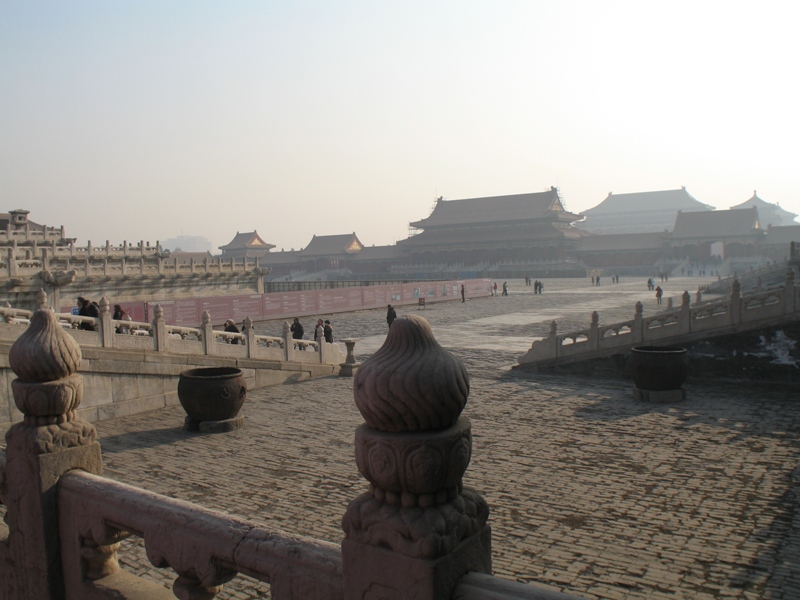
[2,246,262,279]
[0,295,343,366]
[519,269,800,368]
[0,306,585,599]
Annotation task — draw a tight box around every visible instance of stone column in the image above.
[152,304,167,352]
[679,291,691,334]
[633,301,643,343]
[730,279,741,325]
[99,296,113,348]
[339,338,360,376]
[342,315,491,600]
[282,321,294,361]
[547,320,559,358]
[201,311,215,356]
[243,316,255,359]
[4,307,102,598]
[589,311,599,351]
[785,269,796,314]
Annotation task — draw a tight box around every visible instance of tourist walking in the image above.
[492,282,498,296]
[461,285,466,302]
[655,286,663,305]
[290,317,304,340]
[112,304,128,334]
[502,282,508,296]
[323,319,334,343]
[386,304,397,327]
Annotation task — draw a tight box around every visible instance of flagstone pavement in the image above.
[17,278,800,599]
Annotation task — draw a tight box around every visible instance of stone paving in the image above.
[7,277,800,599]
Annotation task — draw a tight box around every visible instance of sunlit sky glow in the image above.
[2,1,798,252]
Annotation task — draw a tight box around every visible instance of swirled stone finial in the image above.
[9,308,81,383]
[353,315,468,432]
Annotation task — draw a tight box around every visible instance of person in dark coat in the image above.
[323,320,333,343]
[224,319,240,344]
[77,297,99,331]
[290,317,304,339]
[386,305,397,327]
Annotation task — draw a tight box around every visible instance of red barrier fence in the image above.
[61,279,492,327]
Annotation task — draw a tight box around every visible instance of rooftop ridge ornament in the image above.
[353,314,469,432]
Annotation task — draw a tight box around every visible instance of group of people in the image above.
[77,296,132,333]
[590,274,620,286]
[289,317,333,344]
[531,280,543,294]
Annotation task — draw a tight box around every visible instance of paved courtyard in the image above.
[11,277,800,599]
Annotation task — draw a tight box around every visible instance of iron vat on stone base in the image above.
[178,366,247,432]
[629,345,689,402]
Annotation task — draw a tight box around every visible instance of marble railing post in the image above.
[99,296,113,348]
[589,311,599,350]
[3,303,103,598]
[342,315,491,600]
[8,247,17,277]
[784,269,796,314]
[282,321,294,361]
[243,316,255,358]
[201,311,216,356]
[317,336,325,364]
[633,301,644,342]
[730,279,741,325]
[152,304,167,351]
[679,291,691,334]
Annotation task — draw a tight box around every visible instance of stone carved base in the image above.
[342,526,491,600]
[342,487,489,560]
[339,362,361,377]
[183,415,245,433]
[633,387,686,402]
[5,420,98,455]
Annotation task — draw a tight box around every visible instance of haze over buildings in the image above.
[2,2,798,253]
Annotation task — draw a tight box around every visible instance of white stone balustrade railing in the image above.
[0,297,344,366]
[519,270,799,367]
[58,470,344,600]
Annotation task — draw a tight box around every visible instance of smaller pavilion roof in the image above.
[298,233,364,257]
[671,207,761,239]
[218,231,275,251]
[729,191,798,227]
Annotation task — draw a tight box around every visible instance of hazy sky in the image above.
[2,2,798,252]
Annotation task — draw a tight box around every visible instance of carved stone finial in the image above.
[154,304,164,319]
[353,315,469,433]
[635,301,643,314]
[732,279,741,295]
[36,289,48,309]
[682,291,691,306]
[549,321,558,337]
[10,309,81,382]
[99,296,110,312]
[9,308,85,426]
[202,311,211,324]
[591,311,599,324]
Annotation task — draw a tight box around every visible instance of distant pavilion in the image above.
[730,191,798,227]
[578,187,714,235]
[396,188,586,264]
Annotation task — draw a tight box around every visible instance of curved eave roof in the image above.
[410,190,577,229]
[581,188,714,216]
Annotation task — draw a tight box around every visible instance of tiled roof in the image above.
[729,192,798,226]
[582,188,714,215]
[298,233,363,256]
[671,208,761,239]
[348,245,400,261]
[218,231,275,251]
[409,188,577,229]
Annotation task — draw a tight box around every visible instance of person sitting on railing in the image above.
[77,297,99,331]
[224,319,240,344]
